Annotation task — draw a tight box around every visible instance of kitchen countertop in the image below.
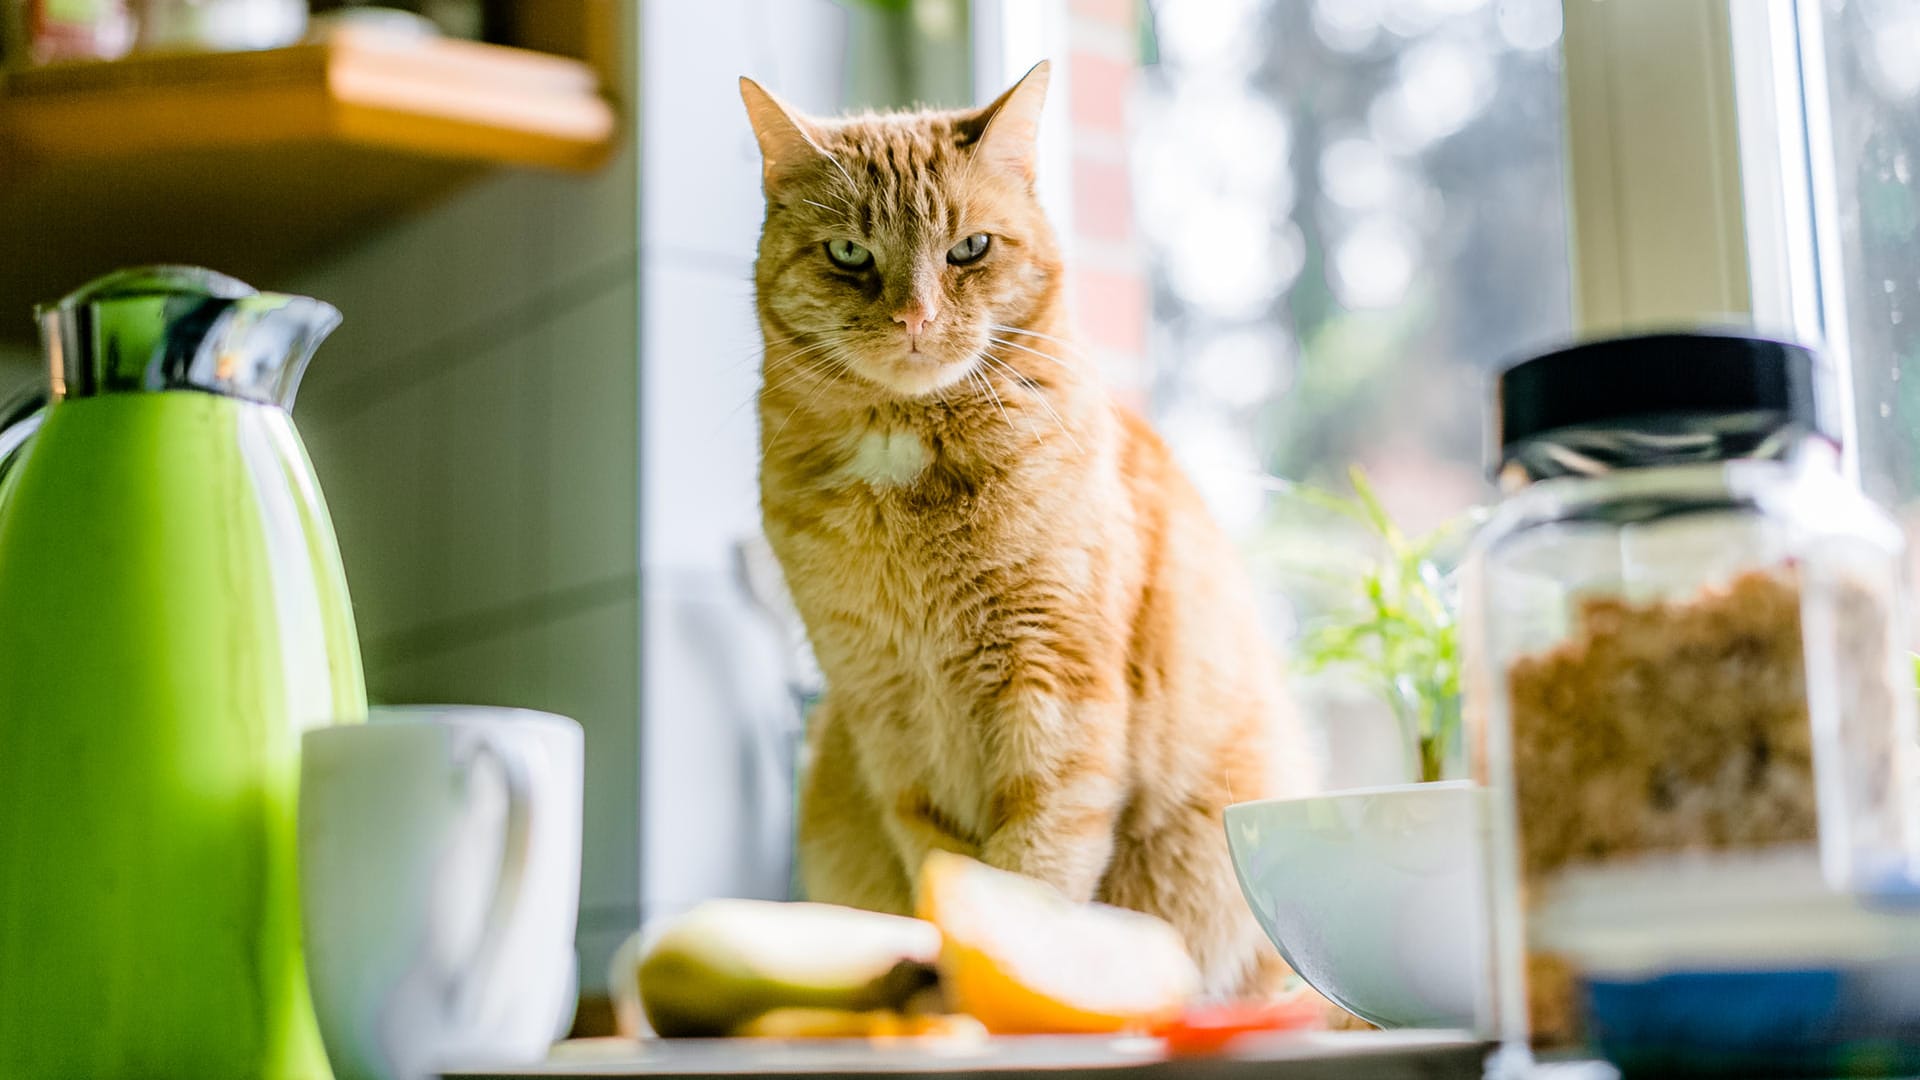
[440,1031,1498,1080]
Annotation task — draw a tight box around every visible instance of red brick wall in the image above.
[1063,0,1148,409]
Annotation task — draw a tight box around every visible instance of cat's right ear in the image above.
[740,77,828,198]
[957,60,1051,184]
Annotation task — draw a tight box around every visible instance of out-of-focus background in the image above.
[2,0,1918,1025]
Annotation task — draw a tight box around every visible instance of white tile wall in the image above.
[533,595,642,977]
[539,152,646,282]
[633,0,857,933]
[416,324,546,625]
[640,2,775,266]
[547,278,642,598]
[377,623,529,709]
[304,380,432,646]
[640,566,798,917]
[295,213,634,423]
[640,0,854,266]
[290,5,644,991]
[639,262,762,574]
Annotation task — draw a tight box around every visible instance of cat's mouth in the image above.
[852,346,979,399]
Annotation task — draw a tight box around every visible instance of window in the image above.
[1127,0,1572,784]
[1134,0,1571,541]
[1734,0,1920,632]
[1088,0,1920,782]
[1802,1,1920,514]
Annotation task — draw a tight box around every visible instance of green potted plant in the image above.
[1286,466,1473,784]
[1223,466,1491,1031]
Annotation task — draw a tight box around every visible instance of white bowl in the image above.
[1225,781,1489,1029]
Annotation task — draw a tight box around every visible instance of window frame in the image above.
[1551,0,1870,486]
[1559,0,1752,335]
[1726,0,1863,484]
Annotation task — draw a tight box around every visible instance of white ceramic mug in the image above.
[299,706,584,1080]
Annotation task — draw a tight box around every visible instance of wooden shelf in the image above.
[0,29,619,339]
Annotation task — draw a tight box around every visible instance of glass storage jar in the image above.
[1462,332,1920,1050]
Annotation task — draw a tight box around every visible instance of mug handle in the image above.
[444,732,535,1021]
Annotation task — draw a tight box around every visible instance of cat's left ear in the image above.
[958,60,1051,183]
[740,76,830,197]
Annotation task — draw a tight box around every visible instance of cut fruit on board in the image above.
[916,852,1202,1035]
[735,1008,988,1042]
[637,900,942,1038]
[1154,996,1327,1056]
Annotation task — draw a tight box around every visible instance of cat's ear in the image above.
[958,60,1051,183]
[740,76,829,196]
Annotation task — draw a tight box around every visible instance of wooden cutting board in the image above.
[439,1031,1493,1079]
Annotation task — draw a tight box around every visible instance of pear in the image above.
[636,899,943,1037]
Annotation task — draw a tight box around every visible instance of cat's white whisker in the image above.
[728,331,817,371]
[931,369,963,406]
[973,366,1018,441]
[798,198,858,230]
[819,152,862,204]
[756,330,816,352]
[755,351,849,406]
[751,339,851,395]
[759,355,838,392]
[727,367,836,433]
[983,351,1079,453]
[724,336,854,426]
[763,342,856,453]
[988,323,1085,356]
[986,335,1071,372]
[757,363,838,405]
[770,334,857,363]
[768,337,851,367]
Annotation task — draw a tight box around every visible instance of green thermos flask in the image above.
[0,267,366,1078]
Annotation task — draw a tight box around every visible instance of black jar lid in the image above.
[1493,331,1829,476]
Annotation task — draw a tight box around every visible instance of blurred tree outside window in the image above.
[1135,0,1571,537]
[1130,0,1574,782]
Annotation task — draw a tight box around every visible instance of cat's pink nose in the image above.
[893,301,938,338]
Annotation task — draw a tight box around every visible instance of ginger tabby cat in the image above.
[742,63,1313,996]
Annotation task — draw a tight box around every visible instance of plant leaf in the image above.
[1275,462,1487,780]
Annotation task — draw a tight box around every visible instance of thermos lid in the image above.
[1492,332,1830,482]
[36,265,341,409]
[48,265,256,307]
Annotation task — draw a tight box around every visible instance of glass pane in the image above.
[1135,0,1571,534]
[1809,1,1920,522]
[1133,0,1573,783]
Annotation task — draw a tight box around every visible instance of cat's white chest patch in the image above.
[846,427,929,488]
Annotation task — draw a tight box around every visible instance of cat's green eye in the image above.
[825,239,873,271]
[947,233,991,265]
